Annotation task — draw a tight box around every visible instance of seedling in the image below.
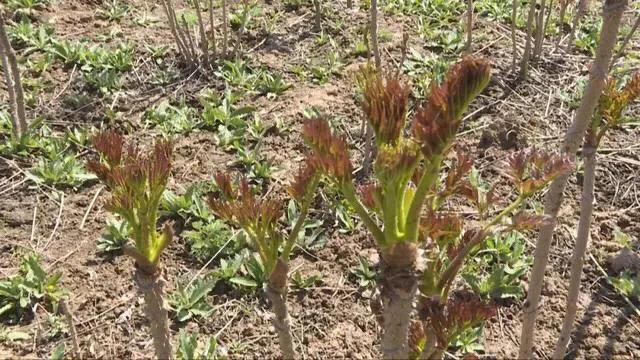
[87,130,174,358]
[208,159,320,358]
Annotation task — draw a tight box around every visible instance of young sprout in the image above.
[304,57,571,359]
[87,130,174,359]
[207,164,320,359]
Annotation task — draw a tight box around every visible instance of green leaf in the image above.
[229,277,257,288]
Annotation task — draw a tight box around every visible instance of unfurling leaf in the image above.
[302,118,353,183]
[412,57,491,158]
[357,67,411,146]
[504,148,573,196]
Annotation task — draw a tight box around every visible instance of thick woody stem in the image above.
[135,267,173,360]
[518,1,627,358]
[266,259,295,359]
[209,0,217,58]
[314,0,322,31]
[380,261,417,359]
[193,0,210,65]
[552,145,596,359]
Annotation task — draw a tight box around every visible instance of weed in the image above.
[0,254,66,320]
[27,154,95,187]
[229,252,267,290]
[97,218,131,253]
[176,329,226,359]
[145,101,200,135]
[97,0,132,22]
[183,220,239,263]
[285,200,326,252]
[162,186,212,223]
[168,278,216,322]
[290,271,322,291]
[350,256,376,290]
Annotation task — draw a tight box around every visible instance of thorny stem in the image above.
[342,182,386,246]
[533,0,547,59]
[405,156,443,243]
[222,0,229,56]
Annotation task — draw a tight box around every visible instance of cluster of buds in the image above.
[412,58,491,158]
[208,163,320,283]
[505,148,573,197]
[589,72,640,147]
[358,65,411,146]
[87,130,173,272]
[420,291,496,348]
[302,118,353,184]
[208,174,283,275]
[209,174,282,236]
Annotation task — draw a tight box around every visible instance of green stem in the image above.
[342,182,386,246]
[282,177,320,259]
[404,156,443,242]
[437,195,524,299]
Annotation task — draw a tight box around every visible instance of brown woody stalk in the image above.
[161,0,215,68]
[222,0,228,56]
[314,0,322,31]
[551,145,596,359]
[0,12,27,139]
[465,0,473,54]
[511,0,518,72]
[533,0,547,59]
[519,0,538,80]
[370,0,381,69]
[266,259,295,359]
[517,1,627,357]
[193,0,210,65]
[209,0,217,58]
[566,0,591,51]
[135,267,173,359]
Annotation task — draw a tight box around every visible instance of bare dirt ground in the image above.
[1,0,640,359]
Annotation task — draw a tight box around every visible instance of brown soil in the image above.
[1,0,640,359]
